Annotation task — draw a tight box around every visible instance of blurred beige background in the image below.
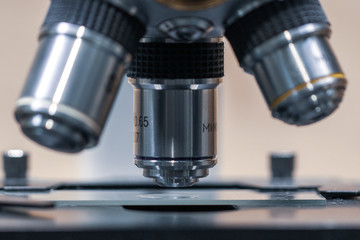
[0,0,359,181]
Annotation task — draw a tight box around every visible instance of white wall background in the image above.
[0,0,358,181]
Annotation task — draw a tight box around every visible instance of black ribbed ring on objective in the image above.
[225,0,329,64]
[43,0,146,54]
[127,42,224,79]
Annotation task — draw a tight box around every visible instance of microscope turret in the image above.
[15,0,346,187]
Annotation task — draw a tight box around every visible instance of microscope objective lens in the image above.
[14,0,346,186]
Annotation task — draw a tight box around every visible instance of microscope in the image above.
[14,0,346,187]
[4,1,360,239]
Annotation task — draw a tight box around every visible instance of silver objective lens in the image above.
[226,0,347,126]
[128,40,224,187]
[15,0,145,152]
[243,24,346,125]
[15,23,130,152]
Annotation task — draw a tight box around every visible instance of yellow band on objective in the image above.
[270,73,346,110]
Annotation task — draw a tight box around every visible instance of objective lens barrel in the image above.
[226,0,347,125]
[128,40,224,187]
[246,24,346,125]
[15,0,145,152]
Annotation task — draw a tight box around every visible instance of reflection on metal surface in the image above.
[135,158,217,187]
[270,73,346,109]
[0,195,54,209]
[156,0,227,11]
[157,17,214,41]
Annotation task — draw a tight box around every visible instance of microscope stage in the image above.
[20,189,325,207]
[0,180,359,240]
